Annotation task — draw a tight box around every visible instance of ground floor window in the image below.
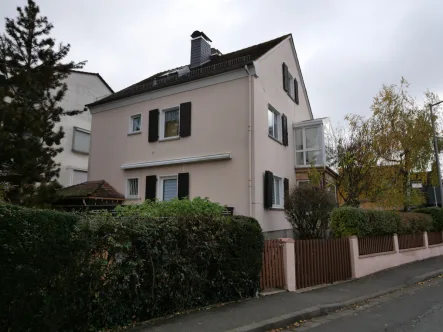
[126,178,139,199]
[159,176,178,201]
[272,176,284,208]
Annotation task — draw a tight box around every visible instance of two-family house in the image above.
[87,31,336,239]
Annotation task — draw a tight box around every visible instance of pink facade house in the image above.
[87,31,336,239]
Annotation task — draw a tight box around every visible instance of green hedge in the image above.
[330,207,432,237]
[414,207,443,231]
[0,204,263,331]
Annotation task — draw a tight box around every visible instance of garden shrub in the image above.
[331,206,401,237]
[114,197,226,218]
[331,207,434,237]
[414,207,443,231]
[0,204,263,331]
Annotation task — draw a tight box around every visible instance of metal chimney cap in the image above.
[191,31,212,42]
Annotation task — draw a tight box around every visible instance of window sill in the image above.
[270,207,284,211]
[71,149,89,155]
[159,136,180,142]
[268,135,283,145]
[125,197,140,200]
[128,131,142,136]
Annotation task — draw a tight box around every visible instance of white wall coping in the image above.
[121,153,232,170]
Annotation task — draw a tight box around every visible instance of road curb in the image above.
[226,268,443,332]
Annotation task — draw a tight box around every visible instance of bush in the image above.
[0,204,263,331]
[414,207,443,231]
[285,184,336,239]
[331,207,433,237]
[331,206,401,237]
[114,197,226,218]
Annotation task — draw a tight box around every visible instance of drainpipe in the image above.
[245,65,253,217]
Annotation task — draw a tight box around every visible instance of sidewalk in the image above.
[132,256,443,332]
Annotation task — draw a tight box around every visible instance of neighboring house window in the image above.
[126,178,139,199]
[282,62,299,104]
[73,169,87,185]
[326,181,337,203]
[161,107,180,139]
[297,180,311,188]
[295,126,323,166]
[272,176,284,208]
[72,127,90,154]
[159,175,178,201]
[268,106,281,141]
[129,114,142,134]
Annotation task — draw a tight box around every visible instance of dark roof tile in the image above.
[88,34,290,107]
[56,180,125,200]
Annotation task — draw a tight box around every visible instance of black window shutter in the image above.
[264,170,274,209]
[284,178,289,208]
[294,78,299,105]
[282,114,288,146]
[148,109,159,142]
[282,63,288,92]
[145,175,157,201]
[180,102,191,137]
[178,173,189,199]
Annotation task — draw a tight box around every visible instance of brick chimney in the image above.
[190,31,212,68]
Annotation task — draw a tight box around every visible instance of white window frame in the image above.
[295,125,324,167]
[272,176,284,209]
[297,179,311,187]
[126,177,139,199]
[71,168,88,185]
[72,127,91,154]
[129,114,142,134]
[268,105,281,142]
[157,175,178,201]
[160,106,180,140]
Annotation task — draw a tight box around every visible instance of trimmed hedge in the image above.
[0,204,263,331]
[331,207,432,237]
[414,207,443,231]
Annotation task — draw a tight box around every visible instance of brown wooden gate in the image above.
[260,240,285,290]
[295,238,352,289]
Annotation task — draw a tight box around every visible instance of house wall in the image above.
[252,38,313,236]
[55,72,112,187]
[88,75,251,215]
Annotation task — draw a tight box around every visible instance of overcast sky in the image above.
[1,0,442,123]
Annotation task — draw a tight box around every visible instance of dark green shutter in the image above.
[264,170,273,209]
[282,114,288,146]
[145,175,157,201]
[148,109,159,142]
[180,102,191,137]
[178,173,189,199]
[284,178,289,208]
[282,63,288,92]
[294,78,299,105]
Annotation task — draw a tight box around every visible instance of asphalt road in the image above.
[284,276,443,332]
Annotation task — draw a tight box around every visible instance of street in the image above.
[284,276,443,331]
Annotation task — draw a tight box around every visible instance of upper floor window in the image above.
[161,107,180,139]
[129,114,141,134]
[282,62,299,104]
[72,127,90,154]
[268,106,281,141]
[295,126,322,166]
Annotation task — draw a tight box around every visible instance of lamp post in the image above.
[430,100,443,206]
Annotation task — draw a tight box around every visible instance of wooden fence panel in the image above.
[294,238,352,289]
[428,232,443,246]
[398,234,424,250]
[260,240,285,290]
[358,236,394,256]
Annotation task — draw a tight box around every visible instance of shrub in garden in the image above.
[414,207,443,231]
[114,196,226,218]
[331,206,401,237]
[397,212,432,234]
[285,184,336,239]
[0,203,263,331]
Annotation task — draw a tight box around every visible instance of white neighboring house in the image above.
[55,70,113,187]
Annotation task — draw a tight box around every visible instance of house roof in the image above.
[56,180,125,200]
[87,34,291,108]
[70,70,114,93]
